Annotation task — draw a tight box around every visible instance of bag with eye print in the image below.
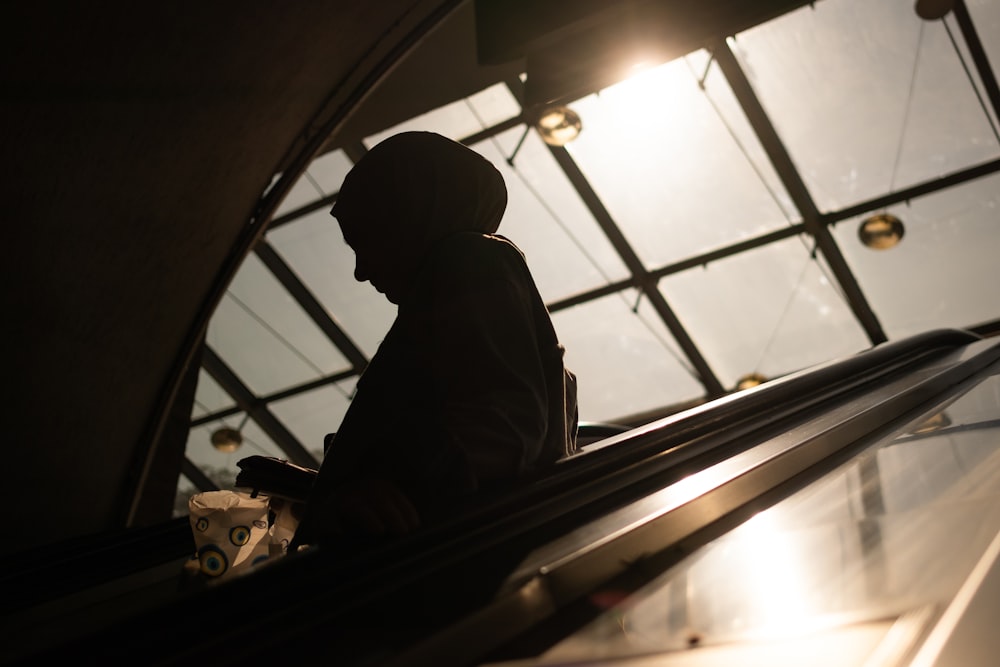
[187,490,273,581]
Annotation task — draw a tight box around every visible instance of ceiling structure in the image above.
[6,0,460,554]
[181,0,1000,500]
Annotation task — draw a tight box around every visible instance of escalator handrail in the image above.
[280,329,983,577]
[11,329,984,662]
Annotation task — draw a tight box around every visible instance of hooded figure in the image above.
[293,132,577,544]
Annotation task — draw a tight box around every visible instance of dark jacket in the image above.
[307,232,577,521]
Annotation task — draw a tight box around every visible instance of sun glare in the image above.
[578,56,707,163]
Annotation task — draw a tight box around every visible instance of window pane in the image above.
[191,369,234,419]
[475,127,630,302]
[267,209,397,358]
[364,88,493,147]
[184,413,285,481]
[660,235,870,389]
[566,53,795,269]
[968,0,1000,82]
[466,82,522,129]
[553,289,705,422]
[207,253,350,395]
[269,380,357,464]
[734,0,1000,212]
[832,171,1000,338]
[275,149,353,217]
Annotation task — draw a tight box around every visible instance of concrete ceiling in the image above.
[3,0,459,555]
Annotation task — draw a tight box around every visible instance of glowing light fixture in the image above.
[859,213,905,250]
[735,373,767,392]
[910,411,952,434]
[211,426,243,453]
[535,105,582,146]
[915,0,954,20]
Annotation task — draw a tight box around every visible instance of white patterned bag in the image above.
[187,490,272,580]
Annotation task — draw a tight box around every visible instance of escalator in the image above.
[3,329,999,667]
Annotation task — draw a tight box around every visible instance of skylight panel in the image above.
[733,0,1000,212]
[191,369,235,420]
[552,289,705,422]
[267,208,397,358]
[832,170,1000,338]
[206,252,350,395]
[566,52,795,269]
[269,381,357,464]
[660,235,870,389]
[473,126,630,302]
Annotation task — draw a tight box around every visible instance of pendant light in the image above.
[910,411,952,434]
[735,372,767,392]
[858,18,927,250]
[859,212,905,250]
[210,414,250,453]
[914,0,954,21]
[535,105,583,146]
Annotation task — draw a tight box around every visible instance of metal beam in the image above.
[547,277,638,314]
[501,75,722,395]
[341,140,369,163]
[824,156,1000,224]
[712,40,888,345]
[548,145,725,397]
[547,223,805,313]
[254,240,369,375]
[181,458,220,492]
[969,317,1000,339]
[271,116,526,232]
[191,405,242,428]
[202,345,319,468]
[459,114,526,147]
[953,0,1000,135]
[649,223,807,280]
[269,192,339,231]
[191,367,358,428]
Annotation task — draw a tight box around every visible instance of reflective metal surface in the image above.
[494,365,1000,666]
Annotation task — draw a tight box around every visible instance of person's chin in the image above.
[370,278,404,304]
[375,285,399,304]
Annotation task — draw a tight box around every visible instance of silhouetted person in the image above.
[292,132,577,546]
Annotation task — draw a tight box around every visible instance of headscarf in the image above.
[331,131,508,259]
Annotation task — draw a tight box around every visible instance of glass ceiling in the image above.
[181,0,1000,498]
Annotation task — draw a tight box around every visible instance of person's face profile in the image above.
[337,214,409,304]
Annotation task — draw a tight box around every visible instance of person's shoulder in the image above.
[433,232,526,272]
[437,231,519,255]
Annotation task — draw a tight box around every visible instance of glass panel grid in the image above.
[364,86,499,147]
[206,253,351,395]
[269,379,358,465]
[967,0,1000,90]
[565,52,796,269]
[831,170,1000,338]
[733,0,1000,212]
[191,369,234,419]
[274,150,354,217]
[475,127,631,302]
[660,235,870,389]
[183,414,284,481]
[552,289,705,422]
[267,208,398,357]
